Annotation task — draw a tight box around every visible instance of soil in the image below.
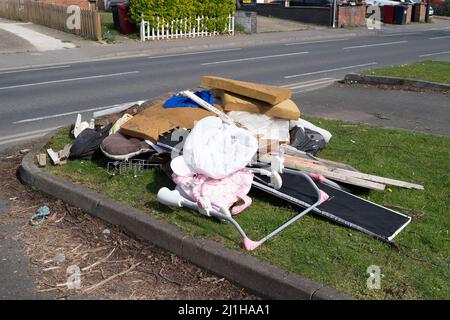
[0,145,258,300]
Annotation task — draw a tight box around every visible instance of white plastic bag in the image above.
[171,116,258,179]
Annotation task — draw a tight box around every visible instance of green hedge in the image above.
[129,0,236,32]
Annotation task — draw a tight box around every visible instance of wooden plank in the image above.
[222,91,300,120]
[324,166,424,190]
[47,148,60,165]
[259,153,386,191]
[36,154,46,168]
[202,76,292,105]
[58,144,72,161]
[280,146,423,190]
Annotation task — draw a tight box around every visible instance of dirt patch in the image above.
[0,148,257,300]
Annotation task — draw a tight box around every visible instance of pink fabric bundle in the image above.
[172,169,253,216]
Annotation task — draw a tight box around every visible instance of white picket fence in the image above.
[140,15,235,41]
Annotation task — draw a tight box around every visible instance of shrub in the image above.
[128,0,236,31]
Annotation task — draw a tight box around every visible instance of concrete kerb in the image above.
[18,133,354,300]
[344,74,450,92]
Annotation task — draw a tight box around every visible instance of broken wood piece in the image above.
[202,76,291,105]
[279,151,423,190]
[47,149,60,165]
[58,144,72,161]
[81,248,115,272]
[222,91,300,120]
[82,262,141,293]
[259,153,386,191]
[36,154,46,167]
[281,145,360,172]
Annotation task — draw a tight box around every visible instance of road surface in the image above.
[1,26,449,150]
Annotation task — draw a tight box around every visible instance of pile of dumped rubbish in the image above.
[41,76,424,251]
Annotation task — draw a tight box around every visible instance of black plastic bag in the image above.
[70,124,112,160]
[289,126,326,156]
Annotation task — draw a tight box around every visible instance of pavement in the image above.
[256,15,325,33]
[0,28,35,53]
[0,195,50,299]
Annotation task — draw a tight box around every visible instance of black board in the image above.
[253,172,411,241]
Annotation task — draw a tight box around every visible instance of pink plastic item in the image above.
[173,169,253,215]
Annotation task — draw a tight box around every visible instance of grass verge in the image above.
[43,117,450,299]
[361,60,450,84]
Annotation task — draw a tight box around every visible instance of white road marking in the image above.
[202,51,309,66]
[0,65,71,75]
[284,38,349,46]
[381,32,421,37]
[426,27,450,31]
[284,62,378,79]
[281,77,334,88]
[13,100,143,124]
[418,50,450,57]
[429,35,450,40]
[343,41,407,50]
[0,126,62,146]
[148,48,242,59]
[282,78,337,90]
[292,85,333,95]
[0,71,139,91]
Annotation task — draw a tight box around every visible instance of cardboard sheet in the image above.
[202,76,292,105]
[120,102,215,142]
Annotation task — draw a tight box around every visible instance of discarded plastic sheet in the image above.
[177,116,258,179]
[163,90,213,108]
[70,124,112,160]
[289,126,326,156]
[30,206,50,226]
[289,118,332,143]
[228,111,290,142]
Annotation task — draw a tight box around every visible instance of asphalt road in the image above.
[1,27,449,150]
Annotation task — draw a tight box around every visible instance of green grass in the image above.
[361,60,450,84]
[43,118,450,300]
